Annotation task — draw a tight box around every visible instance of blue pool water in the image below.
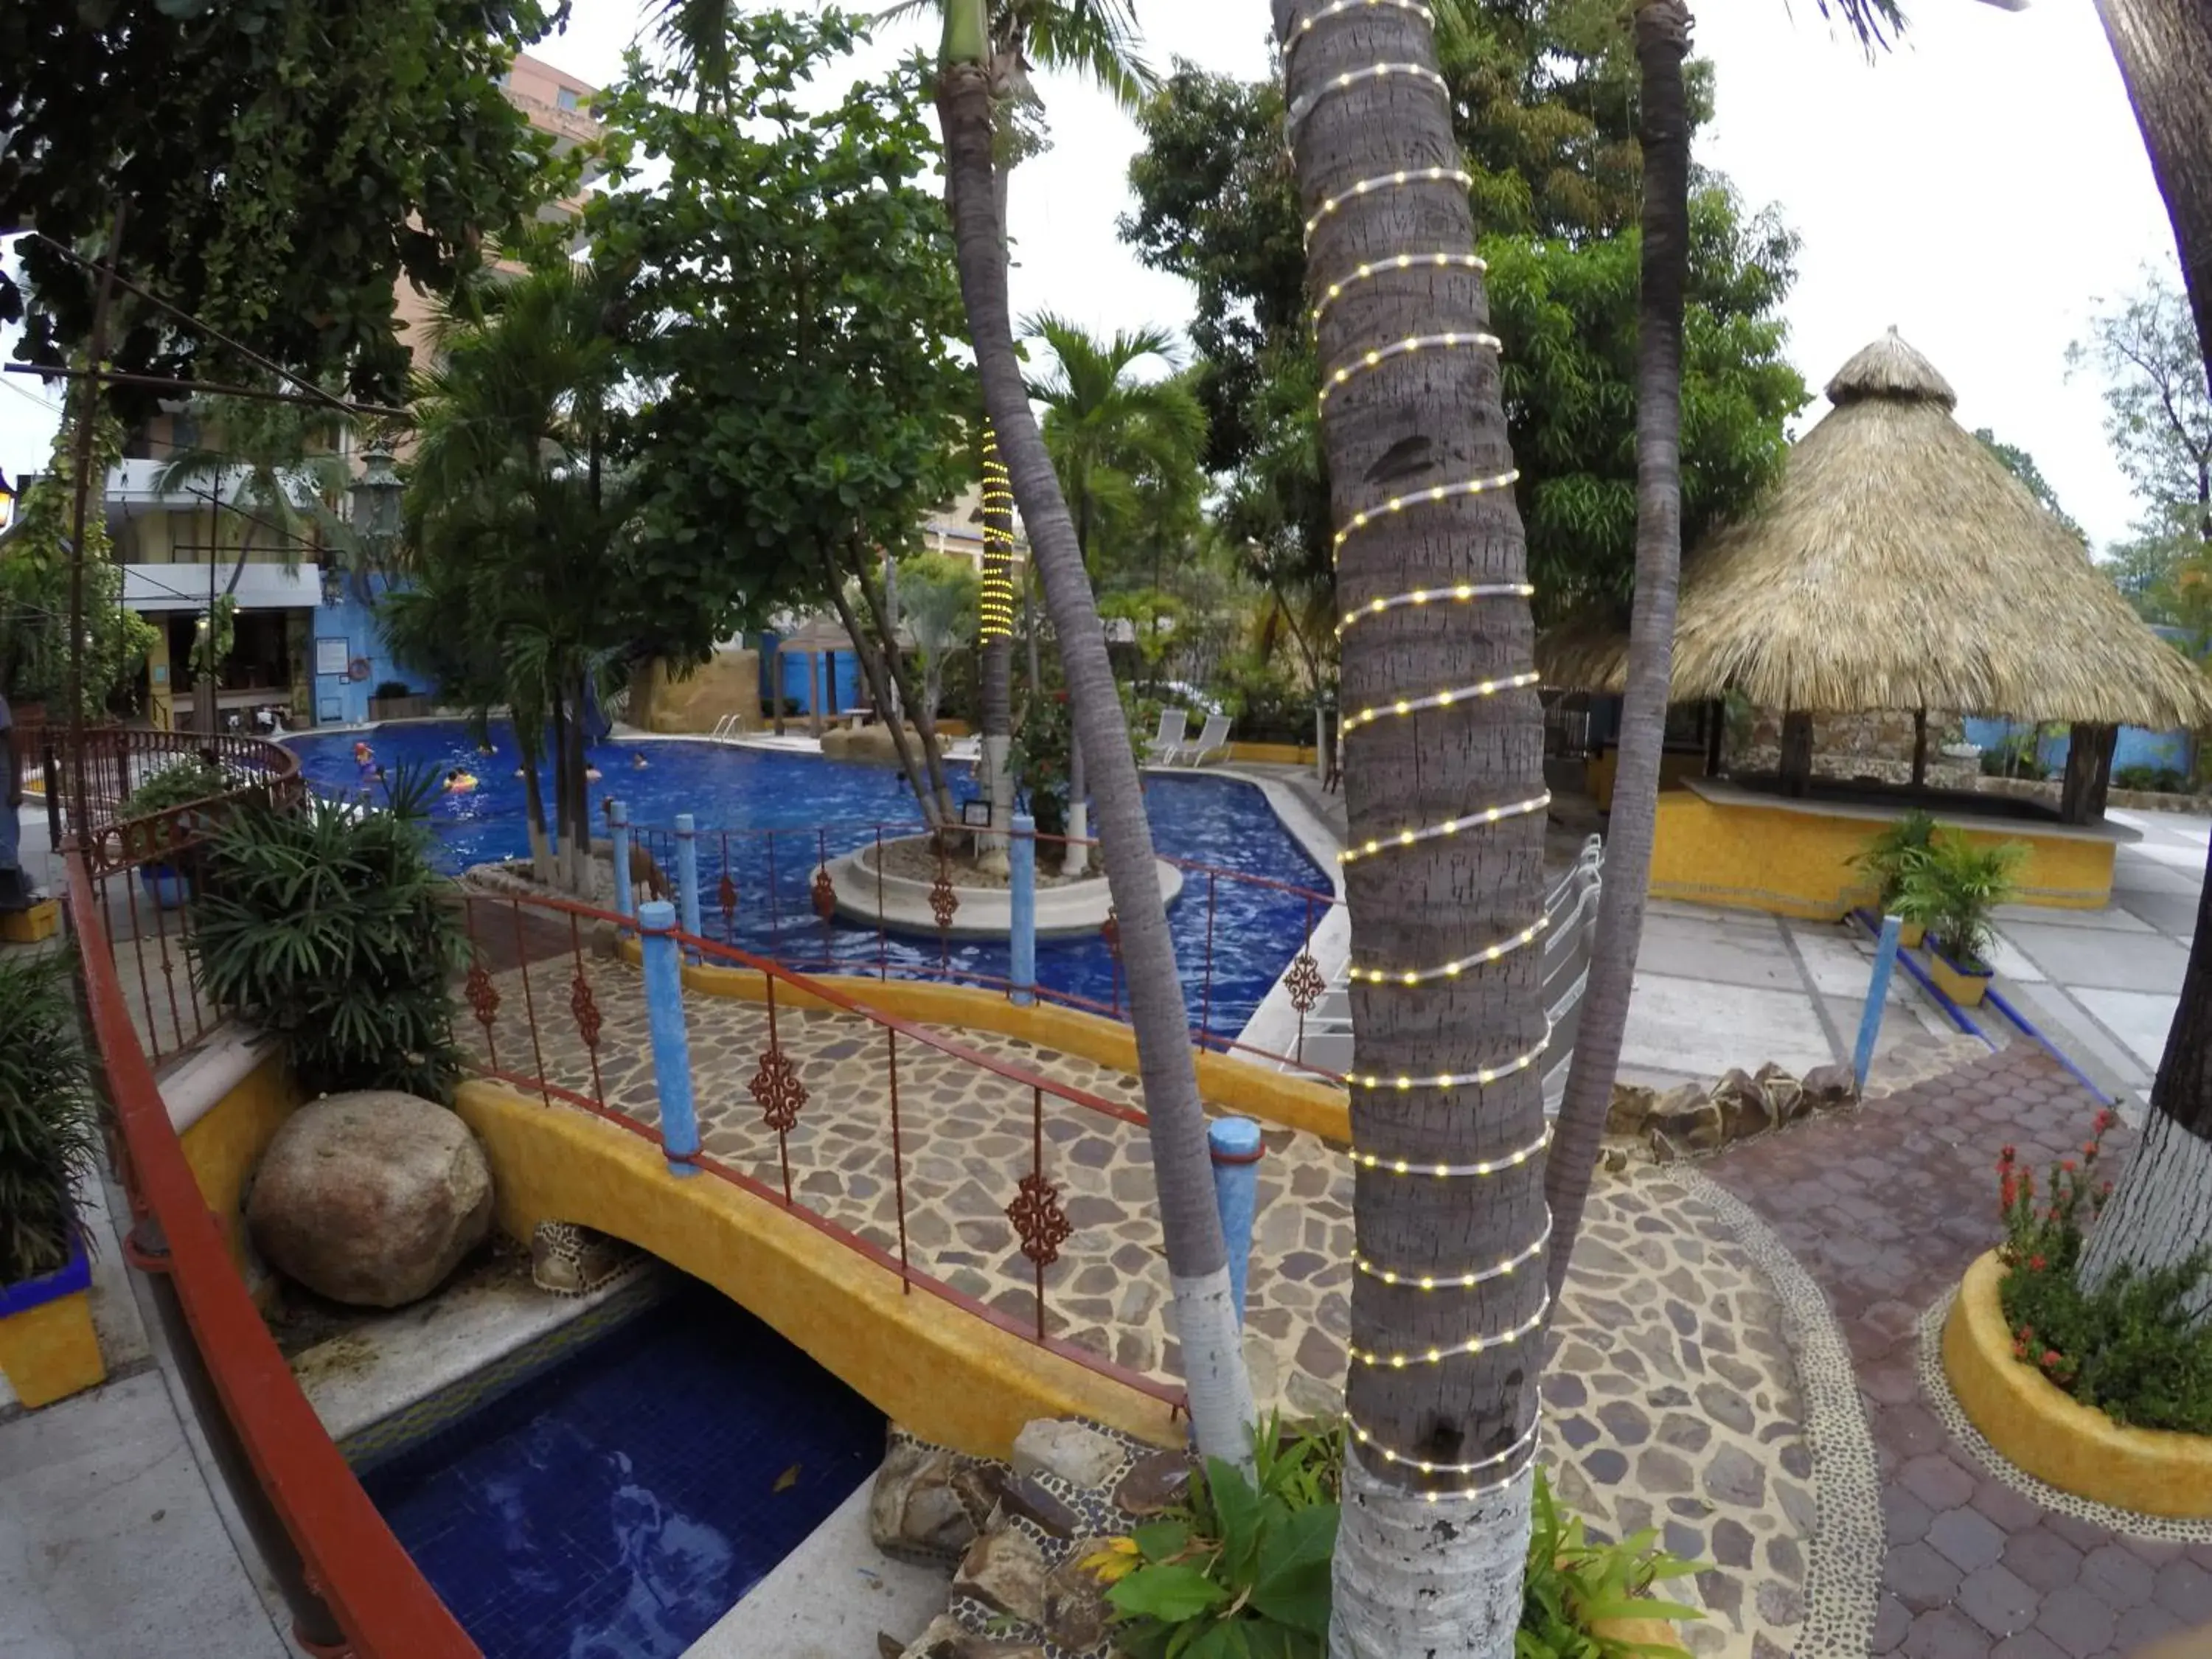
[360,1281,883,1659]
[290,723,1331,1036]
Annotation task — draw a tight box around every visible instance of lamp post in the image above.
[341,444,402,608]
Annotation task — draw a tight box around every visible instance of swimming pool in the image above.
[358,1279,883,1658]
[289,723,1331,1037]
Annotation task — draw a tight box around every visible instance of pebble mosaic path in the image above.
[467,950,1827,1652]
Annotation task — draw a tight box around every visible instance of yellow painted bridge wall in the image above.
[177,1052,296,1275]
[1648,792,2116,919]
[453,1079,1183,1461]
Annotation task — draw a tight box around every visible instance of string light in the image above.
[1356,1232,1545,1290]
[1347,916,1548,990]
[1340,670,1540,737]
[1349,1289,1549,1368]
[1330,471,1522,554]
[978,428,1017,643]
[1284,0,1434,58]
[1284,61,1450,145]
[1338,792,1551,867]
[1337,582,1531,636]
[1348,1120,1551,1175]
[1347,1408,1543,1482]
[1304,167,1473,240]
[1312,252,1489,327]
[1318,330,1505,408]
[1342,1027,1549,1092]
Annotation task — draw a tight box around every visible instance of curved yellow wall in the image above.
[453,1079,1183,1460]
[178,1054,297,1275]
[1649,791,2116,918]
[667,959,1353,1144]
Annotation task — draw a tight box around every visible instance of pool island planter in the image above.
[1942,1251,2212,1518]
[818,842,1184,942]
[0,1236,106,1408]
[1923,939,1993,1008]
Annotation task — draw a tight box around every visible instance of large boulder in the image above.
[247,1092,493,1308]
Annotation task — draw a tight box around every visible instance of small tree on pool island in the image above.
[1278,1,1551,1649]
[2076,0,2212,1307]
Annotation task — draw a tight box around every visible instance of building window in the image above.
[557,86,580,111]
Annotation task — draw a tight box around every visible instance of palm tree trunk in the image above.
[2080,0,2212,1312]
[1544,0,1694,1301]
[1280,2,1551,1649]
[1063,728,1090,876]
[827,563,941,828]
[567,678,594,898]
[936,34,1258,1472]
[520,748,555,884]
[852,547,959,827]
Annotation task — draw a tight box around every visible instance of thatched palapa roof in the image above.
[1540,330,2212,730]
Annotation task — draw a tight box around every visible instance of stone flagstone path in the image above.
[470,952,1834,1655]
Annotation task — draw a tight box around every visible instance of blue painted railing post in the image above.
[1854,914,1904,1094]
[675,813,703,963]
[608,800,634,930]
[1208,1118,1264,1324]
[639,900,700,1178]
[1009,811,1037,1007]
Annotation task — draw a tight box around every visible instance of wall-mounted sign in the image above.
[315,637,349,678]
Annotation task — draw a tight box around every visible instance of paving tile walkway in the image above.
[1705,1043,2212,1657]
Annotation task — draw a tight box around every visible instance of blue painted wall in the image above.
[310,574,436,727]
[757,636,858,717]
[1962,716,2195,778]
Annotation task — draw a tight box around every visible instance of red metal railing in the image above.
[55,733,305,1066]
[454,883,1185,1404]
[65,848,477,1657]
[617,816,1347,1080]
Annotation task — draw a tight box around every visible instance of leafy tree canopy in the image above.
[2068,267,2212,546]
[1975,428,2086,546]
[0,0,567,407]
[585,7,975,655]
[1123,15,1805,626]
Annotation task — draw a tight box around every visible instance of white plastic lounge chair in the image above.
[1177,712,1234,767]
[1147,708,1189,766]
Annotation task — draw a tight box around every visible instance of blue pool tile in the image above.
[360,1279,884,1658]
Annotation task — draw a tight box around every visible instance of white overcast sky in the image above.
[0,1,2182,551]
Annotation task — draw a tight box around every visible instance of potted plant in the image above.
[1911,834,2025,1008]
[118,755,234,908]
[1850,810,1938,946]
[0,949,106,1407]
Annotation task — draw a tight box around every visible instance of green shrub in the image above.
[1089,1419,1703,1658]
[120,755,235,818]
[1848,811,1938,910]
[1996,1114,2212,1433]
[1903,834,2024,972]
[1980,731,2048,780]
[189,768,467,1100]
[1009,689,1072,841]
[1519,1468,1705,1657]
[2113,764,2191,795]
[0,949,102,1286]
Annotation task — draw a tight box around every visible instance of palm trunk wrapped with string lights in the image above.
[977,425,1019,856]
[1277,0,1553,1649]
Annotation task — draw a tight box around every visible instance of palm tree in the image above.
[931,0,1259,1470]
[400,260,634,894]
[156,392,351,733]
[1543,0,1968,1301]
[1279,1,1553,1646]
[1026,313,1206,874]
[2076,0,2212,1302]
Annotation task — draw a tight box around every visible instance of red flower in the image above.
[2093,1108,2117,1134]
[2000,1144,2017,1164]
[2041,1349,2062,1369]
[2100,1180,2114,1196]
[2014,1338,2028,1358]
[2028,1254,2046,1272]
[2082,1141,2100,1158]
[2060,1159,2077,1174]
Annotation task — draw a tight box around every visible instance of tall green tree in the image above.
[1026,314,1207,874]
[2070,268,2212,548]
[897,552,983,726]
[1977,427,2088,544]
[0,0,566,406]
[594,10,975,830]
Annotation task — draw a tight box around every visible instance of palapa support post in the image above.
[1778,710,1815,799]
[608,799,634,928]
[675,813,703,961]
[639,901,700,1177]
[2060,723,2118,825]
[1911,708,1929,789]
[1009,810,1037,1006]
[1208,1118,1265,1326]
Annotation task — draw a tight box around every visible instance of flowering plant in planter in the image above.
[1995,1113,2212,1432]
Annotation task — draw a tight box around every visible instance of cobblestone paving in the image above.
[1705,1044,2212,1658]
[470,956,1823,1652]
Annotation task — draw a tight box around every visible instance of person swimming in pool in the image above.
[353,740,374,768]
[631,751,649,769]
[585,764,603,782]
[443,769,477,794]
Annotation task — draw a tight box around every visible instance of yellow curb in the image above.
[1942,1250,2212,1518]
[0,1291,105,1408]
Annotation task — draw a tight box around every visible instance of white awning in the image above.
[125,563,321,613]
